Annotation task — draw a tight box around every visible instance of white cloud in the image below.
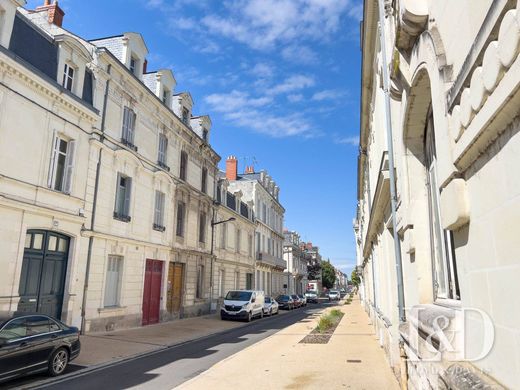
[335,135,359,146]
[281,45,318,65]
[269,75,315,95]
[250,63,275,79]
[287,94,304,103]
[312,89,346,101]
[204,90,314,138]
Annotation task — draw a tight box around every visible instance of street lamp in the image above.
[209,210,236,313]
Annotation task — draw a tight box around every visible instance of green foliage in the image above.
[351,269,361,287]
[330,309,342,317]
[316,309,344,333]
[307,262,321,280]
[321,261,336,289]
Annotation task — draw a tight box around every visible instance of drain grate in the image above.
[346,359,362,363]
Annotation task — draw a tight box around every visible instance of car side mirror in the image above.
[251,298,255,303]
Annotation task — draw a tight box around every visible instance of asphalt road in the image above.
[21,303,331,390]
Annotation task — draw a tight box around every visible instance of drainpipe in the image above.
[377,0,406,323]
[81,63,111,334]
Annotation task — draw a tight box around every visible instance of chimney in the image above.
[226,156,237,181]
[143,59,148,74]
[245,165,255,174]
[35,0,65,27]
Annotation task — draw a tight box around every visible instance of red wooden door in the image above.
[142,259,163,325]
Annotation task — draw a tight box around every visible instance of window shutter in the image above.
[114,173,122,213]
[122,107,129,140]
[47,130,58,188]
[129,110,136,143]
[63,140,76,194]
[124,177,132,217]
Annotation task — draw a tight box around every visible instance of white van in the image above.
[221,290,265,322]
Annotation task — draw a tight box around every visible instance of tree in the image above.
[307,262,321,280]
[321,261,336,289]
[351,269,361,287]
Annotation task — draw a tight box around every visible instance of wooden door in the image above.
[167,263,184,313]
[142,259,163,325]
[18,231,69,319]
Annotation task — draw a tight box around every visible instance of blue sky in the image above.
[27,0,362,276]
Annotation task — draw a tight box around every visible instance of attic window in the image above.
[202,128,208,142]
[62,63,74,91]
[130,56,138,75]
[182,107,190,125]
[162,88,170,105]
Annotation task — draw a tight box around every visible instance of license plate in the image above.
[228,312,236,315]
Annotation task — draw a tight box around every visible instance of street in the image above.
[19,304,329,390]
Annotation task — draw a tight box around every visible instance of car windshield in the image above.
[291,295,298,299]
[225,291,252,301]
[276,295,289,301]
[264,297,270,303]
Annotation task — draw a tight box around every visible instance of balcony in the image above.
[256,252,286,270]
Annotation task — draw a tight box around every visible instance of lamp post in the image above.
[208,207,235,313]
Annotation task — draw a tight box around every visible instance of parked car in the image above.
[291,294,303,308]
[340,289,347,298]
[329,290,340,301]
[0,314,81,383]
[263,297,279,316]
[275,295,294,310]
[221,290,265,322]
[297,294,307,306]
[305,290,319,303]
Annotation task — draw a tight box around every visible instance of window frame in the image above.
[201,167,208,194]
[153,190,166,231]
[176,201,185,237]
[180,151,188,181]
[157,133,169,170]
[121,107,137,151]
[196,264,204,299]
[62,63,75,92]
[199,211,207,243]
[48,133,76,194]
[113,173,132,222]
[104,255,123,307]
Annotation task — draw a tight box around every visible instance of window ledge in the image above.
[121,138,138,152]
[113,212,131,222]
[157,161,170,171]
[153,224,166,232]
[98,306,126,314]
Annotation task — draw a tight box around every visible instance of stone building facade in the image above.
[0,0,221,332]
[283,230,308,294]
[225,157,286,297]
[354,0,520,388]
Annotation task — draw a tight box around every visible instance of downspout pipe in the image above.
[376,0,406,323]
[81,63,111,334]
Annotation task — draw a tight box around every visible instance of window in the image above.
[114,173,132,222]
[162,88,170,105]
[182,107,190,125]
[425,112,460,300]
[202,128,208,142]
[129,56,137,75]
[246,273,253,290]
[220,223,227,249]
[199,212,206,243]
[153,191,165,231]
[262,203,267,222]
[256,232,260,255]
[176,201,185,237]
[180,151,188,181]
[48,134,75,193]
[256,270,260,289]
[26,316,53,336]
[248,234,253,257]
[104,256,123,307]
[236,228,241,253]
[196,264,204,299]
[62,63,74,91]
[201,167,208,194]
[0,318,27,340]
[122,107,137,150]
[157,133,169,170]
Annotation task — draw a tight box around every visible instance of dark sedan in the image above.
[275,295,294,310]
[0,313,81,383]
[291,295,303,308]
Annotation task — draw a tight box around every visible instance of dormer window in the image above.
[162,88,170,106]
[62,63,75,91]
[182,107,190,125]
[202,128,208,142]
[130,56,138,75]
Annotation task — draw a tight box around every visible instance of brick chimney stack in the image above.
[226,156,238,181]
[35,0,65,27]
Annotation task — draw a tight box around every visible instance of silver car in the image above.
[328,290,340,301]
[264,296,279,316]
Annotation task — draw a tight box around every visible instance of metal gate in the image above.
[18,230,69,319]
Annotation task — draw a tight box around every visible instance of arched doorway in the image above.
[18,230,70,319]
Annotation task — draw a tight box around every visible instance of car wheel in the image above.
[269,308,272,316]
[247,311,252,322]
[260,310,264,319]
[48,347,69,377]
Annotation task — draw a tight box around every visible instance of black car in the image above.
[0,314,81,383]
[275,295,294,310]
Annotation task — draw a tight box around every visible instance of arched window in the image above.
[425,111,460,300]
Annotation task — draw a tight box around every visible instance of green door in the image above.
[18,230,69,319]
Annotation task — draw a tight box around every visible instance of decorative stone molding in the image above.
[439,178,469,230]
[396,0,428,51]
[450,8,520,141]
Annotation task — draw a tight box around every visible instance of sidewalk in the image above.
[178,297,400,390]
[74,313,246,367]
